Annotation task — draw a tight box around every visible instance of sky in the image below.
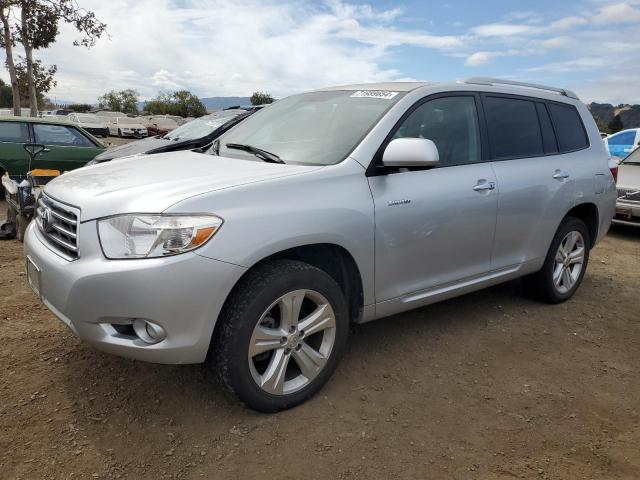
[3,0,639,104]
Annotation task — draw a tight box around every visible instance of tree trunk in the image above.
[0,7,21,116]
[20,6,37,117]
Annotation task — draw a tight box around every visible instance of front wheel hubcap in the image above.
[248,289,336,395]
[553,230,585,294]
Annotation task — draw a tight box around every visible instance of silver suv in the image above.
[24,78,616,412]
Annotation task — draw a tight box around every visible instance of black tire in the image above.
[523,217,590,303]
[210,259,349,412]
[16,214,29,242]
[117,128,122,138]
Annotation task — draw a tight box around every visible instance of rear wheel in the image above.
[523,217,590,303]
[211,259,349,412]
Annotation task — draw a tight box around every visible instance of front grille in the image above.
[617,188,640,203]
[36,194,80,260]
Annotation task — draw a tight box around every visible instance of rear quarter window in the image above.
[484,96,544,159]
[0,122,29,143]
[547,103,588,152]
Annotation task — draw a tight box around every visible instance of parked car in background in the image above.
[95,111,128,118]
[107,117,148,138]
[143,116,179,136]
[613,147,640,226]
[68,113,109,138]
[604,128,640,158]
[88,108,256,164]
[0,116,106,179]
[25,79,615,412]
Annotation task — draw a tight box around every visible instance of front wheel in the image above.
[523,217,590,303]
[117,128,122,138]
[210,260,349,412]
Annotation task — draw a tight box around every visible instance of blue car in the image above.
[604,128,640,158]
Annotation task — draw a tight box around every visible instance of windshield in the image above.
[77,114,101,124]
[165,111,244,141]
[622,147,640,165]
[217,90,403,165]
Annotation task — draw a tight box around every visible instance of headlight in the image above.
[97,214,223,259]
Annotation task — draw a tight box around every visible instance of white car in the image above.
[95,111,128,118]
[68,113,109,138]
[107,117,148,138]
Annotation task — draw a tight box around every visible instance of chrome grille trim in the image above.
[36,193,80,260]
[617,188,640,203]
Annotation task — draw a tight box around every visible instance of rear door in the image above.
[0,121,32,176]
[485,95,582,269]
[369,94,498,302]
[31,123,105,172]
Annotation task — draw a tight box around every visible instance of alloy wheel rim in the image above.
[248,289,336,395]
[553,231,585,294]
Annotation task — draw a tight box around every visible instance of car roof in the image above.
[315,82,431,92]
[0,115,74,125]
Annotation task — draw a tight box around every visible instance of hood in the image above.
[44,150,322,221]
[119,123,146,129]
[618,163,640,189]
[94,136,172,161]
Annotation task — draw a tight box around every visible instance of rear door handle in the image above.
[473,181,496,192]
[553,170,570,180]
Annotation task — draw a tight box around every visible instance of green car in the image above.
[0,116,106,178]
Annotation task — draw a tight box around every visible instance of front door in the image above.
[368,95,498,303]
[31,123,104,172]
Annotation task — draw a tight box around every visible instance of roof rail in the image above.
[464,77,580,100]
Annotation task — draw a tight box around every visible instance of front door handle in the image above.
[473,181,496,192]
[552,170,570,180]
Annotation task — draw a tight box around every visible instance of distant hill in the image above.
[588,103,640,130]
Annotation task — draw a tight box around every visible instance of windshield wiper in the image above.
[225,143,284,164]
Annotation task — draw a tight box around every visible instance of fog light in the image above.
[132,319,166,344]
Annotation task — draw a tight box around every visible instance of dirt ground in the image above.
[1,202,639,480]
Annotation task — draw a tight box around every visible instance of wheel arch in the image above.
[564,202,599,248]
[218,243,365,328]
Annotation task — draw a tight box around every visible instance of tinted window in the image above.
[608,131,636,146]
[484,96,543,159]
[392,96,480,166]
[0,122,29,143]
[33,124,95,147]
[536,103,558,154]
[547,103,588,152]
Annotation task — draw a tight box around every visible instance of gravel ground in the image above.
[1,204,639,479]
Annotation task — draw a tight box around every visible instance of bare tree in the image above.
[0,1,21,115]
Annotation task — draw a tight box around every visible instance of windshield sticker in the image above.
[350,90,399,100]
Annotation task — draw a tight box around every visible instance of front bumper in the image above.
[24,221,246,364]
[612,200,640,227]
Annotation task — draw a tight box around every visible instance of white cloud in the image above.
[16,0,463,103]
[592,2,640,24]
[469,23,538,37]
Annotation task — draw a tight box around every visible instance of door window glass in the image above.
[392,96,480,166]
[484,96,543,159]
[608,131,636,146]
[33,124,94,147]
[547,103,588,152]
[0,122,29,143]
[536,103,558,154]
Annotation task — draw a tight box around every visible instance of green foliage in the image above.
[0,78,13,108]
[144,90,207,117]
[66,103,92,112]
[15,57,57,108]
[98,89,139,114]
[608,114,623,134]
[250,91,274,106]
[592,114,610,135]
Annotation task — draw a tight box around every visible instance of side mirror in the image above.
[382,137,439,168]
[23,143,46,158]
